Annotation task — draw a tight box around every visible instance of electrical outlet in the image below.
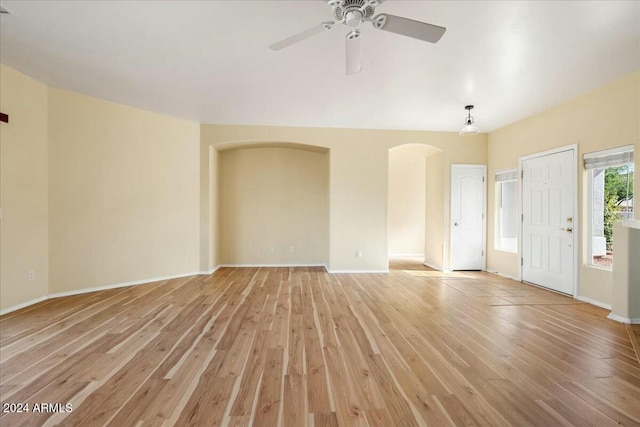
[270,247,276,253]
[28,271,35,281]
[290,246,295,253]
[356,250,363,258]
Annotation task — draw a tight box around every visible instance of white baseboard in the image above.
[327,269,389,274]
[390,254,425,258]
[575,295,611,310]
[422,262,443,271]
[0,271,204,316]
[48,271,204,299]
[219,264,390,274]
[217,264,327,269]
[219,264,389,274]
[0,296,49,316]
[607,313,640,324]
[486,270,520,281]
[199,266,221,275]
[575,295,612,310]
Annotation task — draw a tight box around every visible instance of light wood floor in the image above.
[1,260,640,426]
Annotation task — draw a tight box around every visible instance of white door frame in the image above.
[518,144,578,297]
[449,164,487,271]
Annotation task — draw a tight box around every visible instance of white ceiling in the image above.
[1,1,639,132]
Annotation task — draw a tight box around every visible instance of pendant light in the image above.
[459,105,479,136]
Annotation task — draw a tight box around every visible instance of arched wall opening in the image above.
[388,143,442,268]
[210,141,330,267]
[201,125,485,273]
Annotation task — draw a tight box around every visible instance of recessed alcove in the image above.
[216,143,330,267]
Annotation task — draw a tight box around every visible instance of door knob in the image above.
[454,222,459,227]
[561,227,573,233]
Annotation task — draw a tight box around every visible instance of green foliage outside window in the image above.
[603,165,634,251]
[604,193,621,250]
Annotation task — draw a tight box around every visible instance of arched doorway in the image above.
[388,144,441,269]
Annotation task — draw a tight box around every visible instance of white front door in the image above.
[450,165,486,270]
[521,149,575,294]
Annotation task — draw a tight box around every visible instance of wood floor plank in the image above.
[540,398,600,427]
[283,374,306,427]
[253,348,284,427]
[366,353,421,427]
[59,303,206,425]
[2,262,639,426]
[364,407,395,427]
[106,303,219,426]
[269,279,291,350]
[301,281,333,414]
[506,341,625,427]
[628,324,640,364]
[174,376,236,426]
[434,394,482,427]
[314,412,339,427]
[323,344,369,426]
[229,297,278,417]
[288,313,305,376]
[559,380,640,426]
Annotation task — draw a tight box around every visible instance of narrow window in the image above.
[584,146,634,269]
[495,169,518,253]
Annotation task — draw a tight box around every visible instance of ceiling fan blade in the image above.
[346,29,362,75]
[372,14,446,43]
[269,22,334,51]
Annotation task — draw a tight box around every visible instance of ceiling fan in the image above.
[269,0,446,75]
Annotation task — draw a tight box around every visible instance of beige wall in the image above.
[487,71,640,305]
[629,225,640,321]
[210,147,220,270]
[425,152,445,270]
[388,145,428,256]
[218,147,329,265]
[199,145,218,272]
[0,65,49,311]
[48,88,201,294]
[610,221,640,322]
[201,125,486,272]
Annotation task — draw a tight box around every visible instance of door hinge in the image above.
[521,213,524,222]
[521,257,524,266]
[521,170,524,179]
[482,176,485,182]
[482,250,484,256]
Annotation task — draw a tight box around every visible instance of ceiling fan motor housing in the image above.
[332,0,377,27]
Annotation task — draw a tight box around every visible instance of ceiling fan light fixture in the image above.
[345,9,363,27]
[459,105,479,136]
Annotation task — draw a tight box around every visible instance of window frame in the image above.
[584,145,634,270]
[494,168,519,254]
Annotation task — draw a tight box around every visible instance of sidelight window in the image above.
[584,146,634,269]
[495,169,518,253]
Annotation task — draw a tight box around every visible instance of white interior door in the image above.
[521,149,575,294]
[450,165,486,270]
